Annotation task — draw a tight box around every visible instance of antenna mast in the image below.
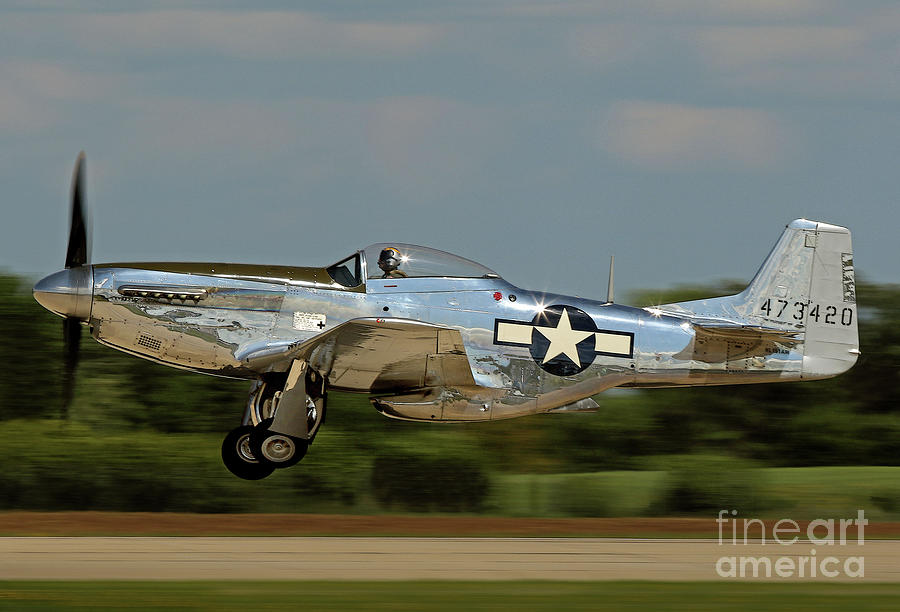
[606,255,615,304]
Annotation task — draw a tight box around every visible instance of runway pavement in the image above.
[1,537,898,582]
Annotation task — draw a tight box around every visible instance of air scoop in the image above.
[34,266,93,320]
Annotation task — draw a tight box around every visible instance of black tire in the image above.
[250,418,308,469]
[221,425,275,480]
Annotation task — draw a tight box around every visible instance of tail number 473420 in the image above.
[760,298,853,326]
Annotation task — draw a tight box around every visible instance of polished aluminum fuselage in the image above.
[85,258,802,421]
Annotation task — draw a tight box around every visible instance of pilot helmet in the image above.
[378,247,402,272]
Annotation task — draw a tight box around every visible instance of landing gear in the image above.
[249,418,308,468]
[221,425,275,480]
[220,360,327,479]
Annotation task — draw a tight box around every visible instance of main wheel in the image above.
[249,418,308,469]
[221,425,275,480]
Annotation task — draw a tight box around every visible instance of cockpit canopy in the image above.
[363,243,498,280]
[326,243,499,288]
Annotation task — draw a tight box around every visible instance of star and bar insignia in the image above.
[493,304,633,376]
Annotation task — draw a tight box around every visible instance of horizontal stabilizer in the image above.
[692,323,802,343]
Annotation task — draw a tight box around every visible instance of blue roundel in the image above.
[528,305,598,376]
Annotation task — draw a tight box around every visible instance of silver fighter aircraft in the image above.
[34,154,860,479]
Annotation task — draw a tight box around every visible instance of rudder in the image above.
[800,221,859,378]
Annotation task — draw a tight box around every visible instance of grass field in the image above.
[5,416,900,521]
[489,466,900,520]
[0,581,898,611]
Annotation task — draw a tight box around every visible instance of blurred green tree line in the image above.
[1,272,898,515]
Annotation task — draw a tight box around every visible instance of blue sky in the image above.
[2,2,897,300]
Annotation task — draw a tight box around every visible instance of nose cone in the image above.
[33,267,93,320]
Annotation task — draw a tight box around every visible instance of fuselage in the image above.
[37,256,800,421]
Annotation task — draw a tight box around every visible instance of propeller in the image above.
[62,317,82,418]
[50,151,92,420]
[65,152,90,269]
[33,152,94,419]
[61,152,90,418]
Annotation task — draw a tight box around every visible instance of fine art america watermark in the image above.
[715,509,867,579]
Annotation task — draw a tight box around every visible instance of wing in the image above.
[235,317,475,392]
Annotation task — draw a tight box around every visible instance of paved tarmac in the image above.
[0,537,896,582]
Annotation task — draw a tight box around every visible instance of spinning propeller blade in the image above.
[62,152,90,417]
[61,317,82,419]
[33,152,94,418]
[65,151,90,269]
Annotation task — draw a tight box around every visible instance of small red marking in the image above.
[385,285,398,288]
[493,291,503,301]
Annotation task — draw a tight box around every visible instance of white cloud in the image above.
[567,24,648,68]
[696,26,865,69]
[0,61,121,133]
[602,101,787,170]
[634,0,828,20]
[114,93,506,202]
[120,96,368,178]
[365,96,504,201]
[64,10,442,60]
[0,89,54,134]
[482,0,826,21]
[692,20,899,98]
[0,60,116,102]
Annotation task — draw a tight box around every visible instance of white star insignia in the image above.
[493,305,634,373]
[534,308,593,366]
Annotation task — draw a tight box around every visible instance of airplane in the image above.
[33,153,860,480]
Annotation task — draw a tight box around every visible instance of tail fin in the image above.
[659,219,859,379]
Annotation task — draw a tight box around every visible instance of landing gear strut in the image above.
[221,360,326,480]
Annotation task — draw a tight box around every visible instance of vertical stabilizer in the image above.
[800,222,858,378]
[658,219,859,379]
